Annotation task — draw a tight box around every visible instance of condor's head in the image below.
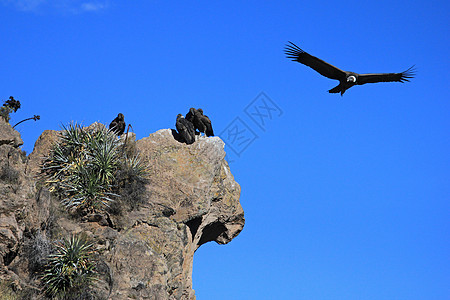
[347,75,357,83]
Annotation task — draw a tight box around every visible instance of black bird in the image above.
[186,107,204,134]
[185,107,195,123]
[284,41,416,96]
[176,114,195,144]
[109,113,126,136]
[197,108,214,137]
[192,108,206,135]
[190,108,210,137]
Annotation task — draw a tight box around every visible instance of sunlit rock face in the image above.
[0,124,244,299]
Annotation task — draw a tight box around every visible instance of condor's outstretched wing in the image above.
[357,66,416,85]
[284,41,346,80]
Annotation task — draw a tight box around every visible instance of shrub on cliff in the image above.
[25,230,53,276]
[41,234,97,299]
[42,123,148,214]
[0,96,21,122]
[0,164,20,184]
[110,153,149,213]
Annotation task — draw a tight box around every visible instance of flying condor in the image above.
[284,41,416,95]
[176,114,195,144]
[109,113,126,136]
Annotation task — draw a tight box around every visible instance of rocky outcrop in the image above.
[0,118,23,147]
[0,122,244,299]
[0,120,27,266]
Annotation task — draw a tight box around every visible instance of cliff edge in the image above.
[0,119,244,299]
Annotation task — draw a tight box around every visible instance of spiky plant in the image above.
[42,123,120,212]
[42,122,148,214]
[85,128,120,185]
[43,123,86,187]
[41,235,97,298]
[121,152,149,180]
[61,166,117,211]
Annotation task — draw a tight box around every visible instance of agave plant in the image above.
[42,123,120,212]
[85,128,120,185]
[42,122,149,213]
[121,152,149,179]
[41,235,97,298]
[60,166,117,211]
[42,123,87,188]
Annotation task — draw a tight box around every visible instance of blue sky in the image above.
[1,1,449,299]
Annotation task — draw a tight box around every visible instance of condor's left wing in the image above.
[357,66,416,85]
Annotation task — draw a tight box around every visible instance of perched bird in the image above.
[176,114,195,144]
[185,108,214,137]
[185,107,196,124]
[192,108,206,134]
[186,107,204,135]
[284,41,416,96]
[109,113,126,136]
[197,108,214,137]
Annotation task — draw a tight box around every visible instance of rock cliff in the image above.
[0,118,244,299]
